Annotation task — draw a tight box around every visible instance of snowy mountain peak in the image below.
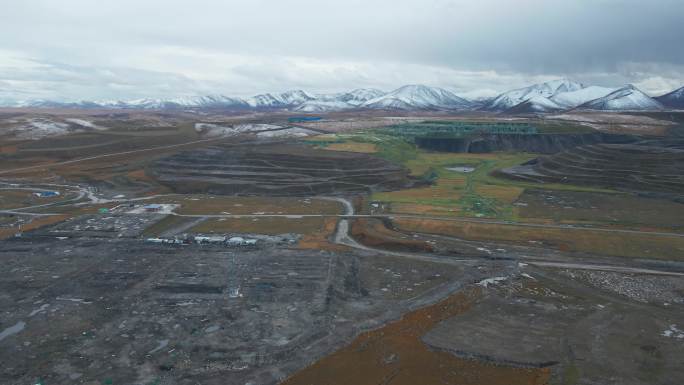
[580,85,663,111]
[247,90,316,108]
[3,82,680,112]
[485,78,585,111]
[670,86,684,97]
[507,96,563,114]
[545,78,585,93]
[279,90,316,104]
[348,88,385,97]
[94,95,250,109]
[361,84,471,110]
[549,86,618,109]
[656,86,684,109]
[341,88,386,104]
[294,100,354,113]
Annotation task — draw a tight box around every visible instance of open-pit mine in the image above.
[1,109,683,385]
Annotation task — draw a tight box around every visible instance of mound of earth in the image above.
[497,142,684,201]
[152,144,416,196]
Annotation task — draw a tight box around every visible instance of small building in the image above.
[143,204,163,212]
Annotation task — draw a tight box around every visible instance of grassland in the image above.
[297,217,347,251]
[0,189,65,210]
[350,218,433,253]
[0,214,70,240]
[394,217,684,260]
[324,142,377,153]
[517,189,684,231]
[283,289,551,385]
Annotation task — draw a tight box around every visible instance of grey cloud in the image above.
[0,0,682,100]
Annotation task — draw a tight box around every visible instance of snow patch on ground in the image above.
[65,118,107,131]
[477,277,508,288]
[29,304,50,317]
[195,123,284,137]
[662,324,684,339]
[256,127,317,138]
[16,119,72,139]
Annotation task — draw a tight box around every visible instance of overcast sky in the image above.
[1,0,683,101]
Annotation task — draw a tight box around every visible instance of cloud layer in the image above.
[1,0,683,101]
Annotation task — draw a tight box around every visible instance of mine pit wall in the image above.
[151,145,420,197]
[414,132,638,154]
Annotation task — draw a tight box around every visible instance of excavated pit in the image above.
[152,143,417,196]
[497,142,684,201]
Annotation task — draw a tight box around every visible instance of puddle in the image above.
[446,166,476,173]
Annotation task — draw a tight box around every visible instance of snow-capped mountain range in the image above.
[579,85,663,111]
[656,86,684,109]
[484,79,585,111]
[481,79,668,113]
[3,80,683,112]
[361,85,472,110]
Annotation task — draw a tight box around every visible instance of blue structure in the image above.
[35,191,60,198]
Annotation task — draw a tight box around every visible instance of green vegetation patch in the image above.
[305,124,616,220]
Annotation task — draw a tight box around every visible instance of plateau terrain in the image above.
[1,85,684,385]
